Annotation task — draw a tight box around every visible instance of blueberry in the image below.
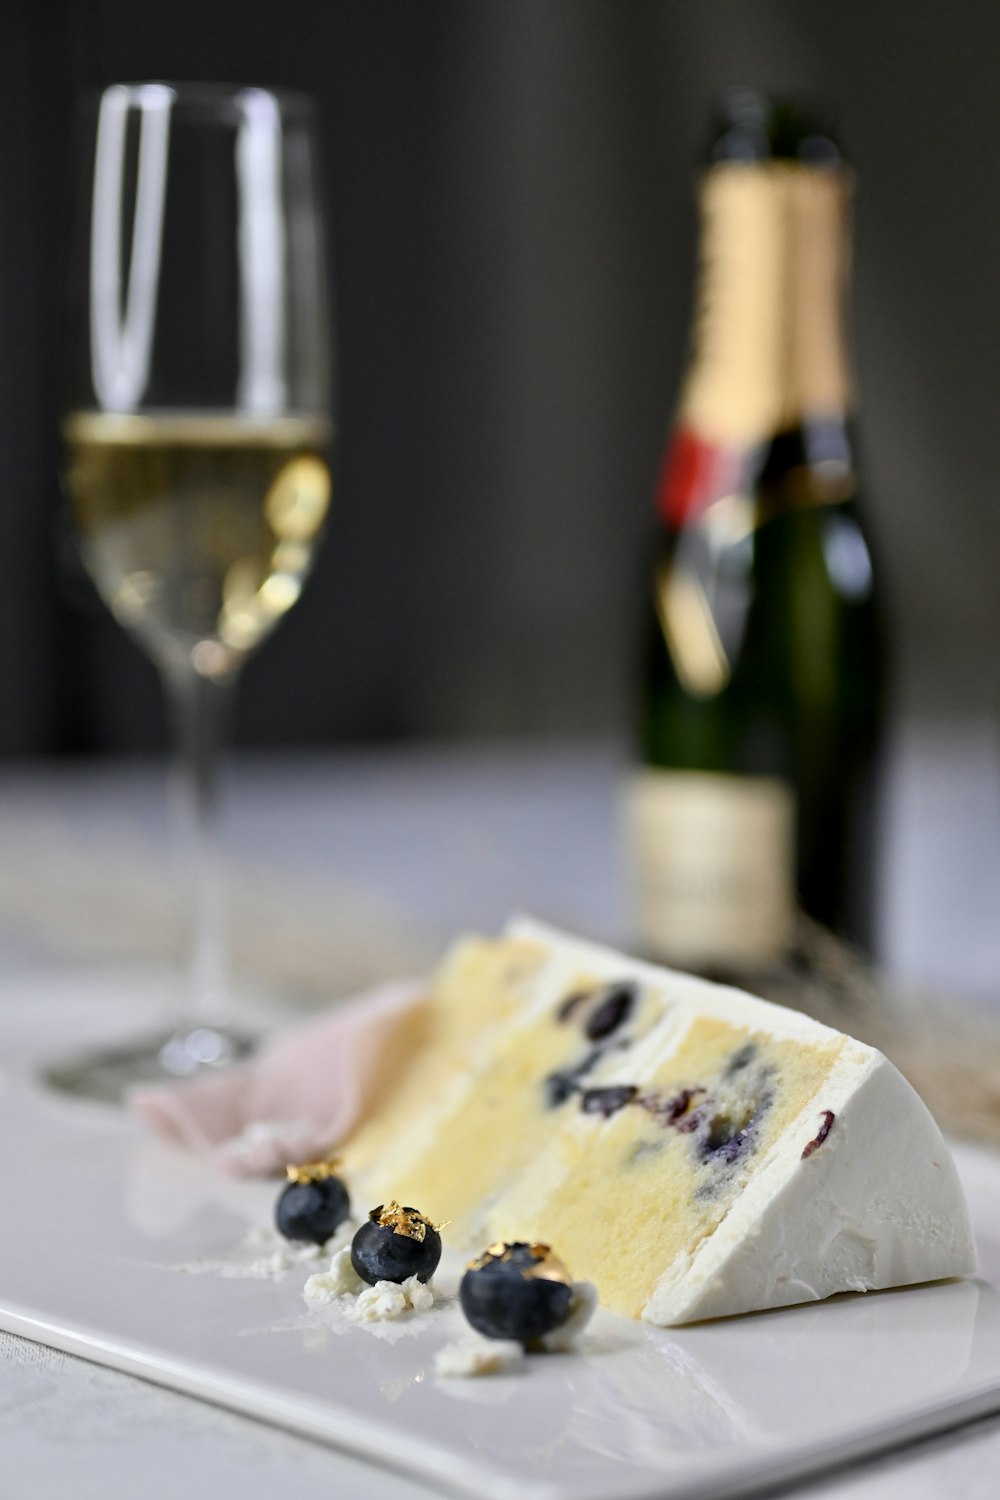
[556,989,589,1023]
[725,1043,757,1076]
[579,1084,638,1118]
[350,1202,442,1285]
[639,1086,705,1128]
[275,1162,350,1245]
[544,1046,603,1109]
[460,1242,574,1343]
[584,982,637,1041]
[695,1070,775,1167]
[700,1110,752,1164]
[545,1070,579,1108]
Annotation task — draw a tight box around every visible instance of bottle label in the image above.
[624,768,795,969]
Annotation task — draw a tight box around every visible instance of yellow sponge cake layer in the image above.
[342,935,545,1186]
[370,967,672,1237]
[488,1016,846,1318]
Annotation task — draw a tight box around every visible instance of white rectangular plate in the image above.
[4,976,1000,1500]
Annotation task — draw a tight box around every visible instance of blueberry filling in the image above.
[801,1109,835,1159]
[584,983,637,1042]
[546,1009,776,1187]
[576,1061,778,1187]
[696,1072,774,1168]
[700,1109,754,1164]
[545,1071,579,1108]
[580,1084,639,1118]
[544,1046,603,1108]
[554,980,638,1039]
[639,1086,705,1127]
[545,981,638,1110]
[725,1042,757,1076]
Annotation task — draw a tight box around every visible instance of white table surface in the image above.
[2,729,999,1499]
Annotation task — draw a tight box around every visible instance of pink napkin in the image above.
[130,979,428,1177]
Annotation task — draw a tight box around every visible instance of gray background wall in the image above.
[2,0,998,755]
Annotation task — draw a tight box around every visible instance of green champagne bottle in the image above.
[625,92,883,979]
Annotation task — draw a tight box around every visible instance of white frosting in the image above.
[506,917,978,1326]
[508,914,854,1046]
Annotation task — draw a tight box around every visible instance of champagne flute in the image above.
[52,83,333,1098]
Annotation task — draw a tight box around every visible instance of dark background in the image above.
[3,0,999,757]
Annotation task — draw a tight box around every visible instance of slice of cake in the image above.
[340,918,976,1325]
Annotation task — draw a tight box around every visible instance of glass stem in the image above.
[164,663,236,1026]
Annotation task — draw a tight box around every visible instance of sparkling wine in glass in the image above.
[52,83,333,1097]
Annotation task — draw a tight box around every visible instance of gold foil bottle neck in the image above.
[679,161,855,448]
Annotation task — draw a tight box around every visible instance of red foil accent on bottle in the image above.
[657,427,743,527]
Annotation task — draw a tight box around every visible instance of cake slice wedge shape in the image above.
[340,917,976,1325]
[495,920,977,1325]
[642,1042,975,1324]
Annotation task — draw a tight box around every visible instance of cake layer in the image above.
[341,918,976,1324]
[342,934,545,1186]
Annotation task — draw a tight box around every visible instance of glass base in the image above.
[41,1022,257,1105]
